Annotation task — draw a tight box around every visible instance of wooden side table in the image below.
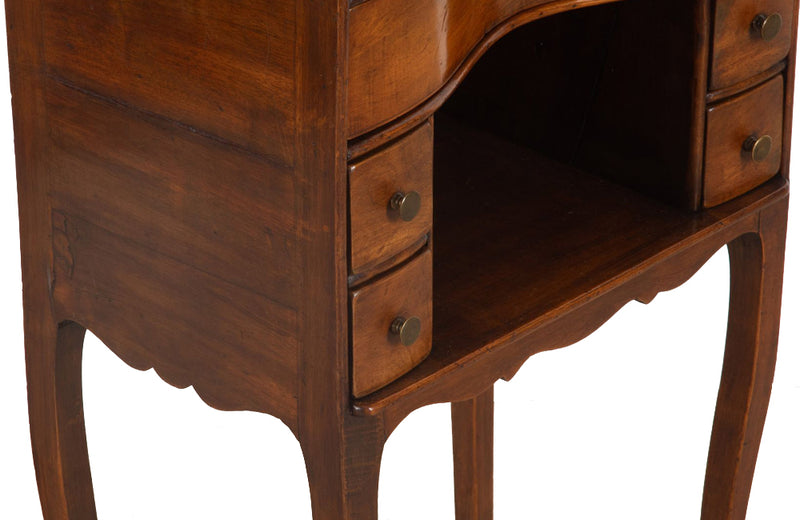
[6,0,793,518]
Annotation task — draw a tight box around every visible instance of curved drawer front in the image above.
[347,0,619,137]
[711,0,794,90]
[351,250,433,398]
[704,76,784,207]
[349,121,433,277]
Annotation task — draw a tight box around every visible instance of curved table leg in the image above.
[27,320,97,519]
[452,386,494,520]
[701,199,789,520]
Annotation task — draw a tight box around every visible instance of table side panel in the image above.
[8,0,334,428]
[46,82,300,304]
[51,211,300,421]
[41,0,296,162]
[45,80,301,423]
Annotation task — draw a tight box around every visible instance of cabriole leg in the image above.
[701,200,789,520]
[27,320,97,519]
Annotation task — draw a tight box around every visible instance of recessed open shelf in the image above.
[352,4,788,415]
[353,111,785,415]
[431,114,695,367]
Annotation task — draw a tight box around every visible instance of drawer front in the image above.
[347,0,613,137]
[349,121,433,276]
[351,250,433,397]
[711,0,794,89]
[704,76,784,207]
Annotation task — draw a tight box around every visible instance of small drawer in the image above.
[349,121,433,276]
[350,250,432,398]
[711,0,794,90]
[704,75,784,207]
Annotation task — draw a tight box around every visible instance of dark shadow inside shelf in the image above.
[428,2,702,377]
[431,113,694,368]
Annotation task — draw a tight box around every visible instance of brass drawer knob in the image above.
[752,13,782,41]
[743,135,773,162]
[390,316,422,346]
[390,191,422,222]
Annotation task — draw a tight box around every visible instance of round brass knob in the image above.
[390,316,422,346]
[743,135,773,162]
[752,13,782,41]
[390,191,421,222]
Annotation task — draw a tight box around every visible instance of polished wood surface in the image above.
[707,60,787,103]
[350,250,433,398]
[42,0,297,161]
[9,0,349,517]
[46,80,300,420]
[353,115,788,420]
[349,121,433,278]
[292,1,351,519]
[6,2,77,516]
[5,0,794,518]
[452,387,494,520]
[347,0,624,137]
[711,0,795,89]
[354,0,713,208]
[701,198,788,519]
[705,75,784,207]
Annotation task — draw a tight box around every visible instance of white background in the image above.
[0,10,798,520]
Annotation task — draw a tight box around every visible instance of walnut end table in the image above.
[5,0,794,518]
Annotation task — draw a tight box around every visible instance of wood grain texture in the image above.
[6,0,795,517]
[701,197,788,520]
[704,75,784,207]
[5,0,95,517]
[50,323,96,518]
[351,250,433,398]
[45,79,299,424]
[46,80,299,305]
[291,0,359,518]
[707,60,787,103]
[350,0,713,212]
[41,0,296,161]
[349,121,433,278]
[347,0,625,138]
[452,387,494,520]
[711,0,795,89]
[28,321,97,519]
[301,413,388,520]
[9,0,351,515]
[52,211,299,419]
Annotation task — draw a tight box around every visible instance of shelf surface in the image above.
[354,115,787,415]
